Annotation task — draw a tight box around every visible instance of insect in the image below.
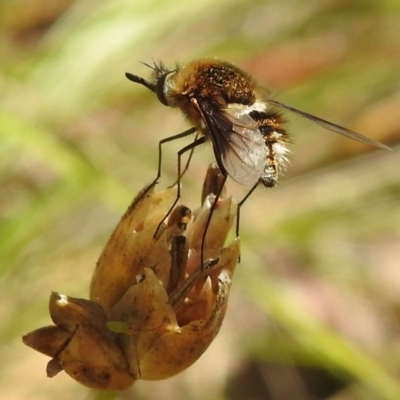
[125,58,390,259]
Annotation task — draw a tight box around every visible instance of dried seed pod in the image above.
[90,183,178,313]
[23,164,239,390]
[22,292,134,390]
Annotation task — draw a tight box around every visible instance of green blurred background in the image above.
[1,0,400,399]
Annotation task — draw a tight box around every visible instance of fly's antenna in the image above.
[125,72,156,93]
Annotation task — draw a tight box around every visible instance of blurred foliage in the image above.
[1,0,400,399]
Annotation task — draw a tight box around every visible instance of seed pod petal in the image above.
[23,292,134,390]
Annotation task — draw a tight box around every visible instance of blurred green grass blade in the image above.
[27,0,218,117]
[0,108,130,274]
[0,106,130,204]
[239,265,400,400]
[0,107,96,178]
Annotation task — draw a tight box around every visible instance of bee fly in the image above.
[126,58,390,259]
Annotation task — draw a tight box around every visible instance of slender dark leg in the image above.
[200,173,228,267]
[168,132,200,188]
[236,181,260,238]
[155,135,208,237]
[152,127,197,187]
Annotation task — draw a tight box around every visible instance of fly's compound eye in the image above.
[155,71,175,107]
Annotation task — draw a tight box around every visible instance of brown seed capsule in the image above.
[22,292,134,390]
[23,164,239,390]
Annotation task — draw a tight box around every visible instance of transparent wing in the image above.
[195,99,266,186]
[268,99,391,151]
